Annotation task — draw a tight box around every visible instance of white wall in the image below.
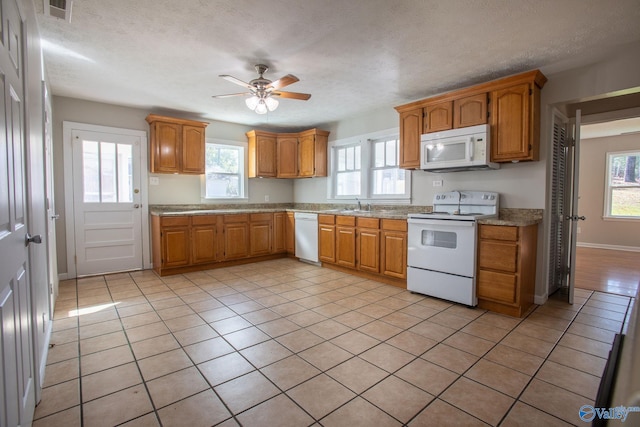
[577,133,640,249]
[52,96,294,274]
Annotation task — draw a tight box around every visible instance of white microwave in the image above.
[420,124,499,172]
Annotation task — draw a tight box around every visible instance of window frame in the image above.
[201,138,249,202]
[332,142,363,199]
[603,150,640,220]
[369,136,410,200]
[328,128,411,203]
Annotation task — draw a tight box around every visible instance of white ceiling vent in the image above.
[44,0,73,22]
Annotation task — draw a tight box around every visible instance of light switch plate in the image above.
[433,180,443,187]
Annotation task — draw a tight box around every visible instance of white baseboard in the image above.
[58,272,70,281]
[576,242,640,252]
[534,293,548,305]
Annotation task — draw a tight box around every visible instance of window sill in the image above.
[200,197,249,203]
[602,216,640,222]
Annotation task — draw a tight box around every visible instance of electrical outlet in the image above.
[433,180,443,187]
[264,195,269,202]
[149,176,160,186]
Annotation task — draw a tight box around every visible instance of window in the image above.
[329,129,410,202]
[371,137,407,197]
[335,144,361,197]
[605,151,640,218]
[82,140,133,203]
[204,140,247,199]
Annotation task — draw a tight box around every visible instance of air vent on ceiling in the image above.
[44,0,73,22]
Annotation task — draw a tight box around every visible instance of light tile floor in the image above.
[34,259,635,426]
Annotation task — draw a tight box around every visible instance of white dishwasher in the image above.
[294,212,319,263]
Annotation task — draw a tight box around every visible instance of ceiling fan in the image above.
[212,64,311,114]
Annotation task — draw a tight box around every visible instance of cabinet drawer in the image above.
[479,241,517,272]
[478,270,517,304]
[336,216,356,226]
[318,214,335,225]
[191,215,217,225]
[357,217,379,229]
[250,213,272,222]
[224,214,249,223]
[161,216,189,227]
[381,219,407,232]
[480,225,518,241]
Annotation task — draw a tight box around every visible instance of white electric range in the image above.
[407,190,499,306]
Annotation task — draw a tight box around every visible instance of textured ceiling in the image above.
[36,0,640,130]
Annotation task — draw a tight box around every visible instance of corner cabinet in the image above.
[146,114,209,174]
[395,69,546,169]
[477,223,538,317]
[247,128,330,178]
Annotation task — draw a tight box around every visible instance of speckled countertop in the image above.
[150,204,543,225]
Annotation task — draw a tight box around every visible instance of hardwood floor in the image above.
[575,246,640,297]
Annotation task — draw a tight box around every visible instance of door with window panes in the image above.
[72,130,143,276]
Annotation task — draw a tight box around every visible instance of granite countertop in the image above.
[150,204,543,225]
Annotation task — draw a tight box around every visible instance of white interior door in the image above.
[71,129,144,276]
[566,110,583,304]
[0,0,36,424]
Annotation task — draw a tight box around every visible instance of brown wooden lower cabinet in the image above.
[152,212,288,275]
[319,215,407,286]
[285,212,295,254]
[318,214,336,263]
[335,216,356,269]
[273,212,286,253]
[381,219,407,279]
[477,223,538,317]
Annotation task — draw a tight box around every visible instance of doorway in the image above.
[548,101,640,301]
[63,122,150,278]
[574,116,640,297]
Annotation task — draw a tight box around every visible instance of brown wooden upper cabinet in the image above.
[246,130,277,178]
[424,101,453,133]
[247,128,330,178]
[395,70,546,168]
[146,114,209,174]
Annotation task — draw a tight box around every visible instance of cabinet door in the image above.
[490,83,531,162]
[182,125,205,174]
[357,228,380,273]
[152,121,181,173]
[381,230,407,279]
[256,134,277,177]
[424,101,453,133]
[285,212,295,254]
[298,134,315,177]
[192,225,216,264]
[250,222,272,256]
[454,93,488,128]
[277,136,298,178]
[477,270,517,304]
[319,225,336,263]
[162,227,190,267]
[224,223,249,259]
[336,226,356,268]
[399,109,422,169]
[273,212,286,253]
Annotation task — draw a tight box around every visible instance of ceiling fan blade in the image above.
[211,92,251,99]
[272,91,311,100]
[267,74,299,90]
[220,75,254,90]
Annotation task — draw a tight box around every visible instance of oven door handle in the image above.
[407,218,476,227]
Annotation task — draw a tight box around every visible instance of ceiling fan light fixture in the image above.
[265,97,279,112]
[255,100,268,114]
[245,95,260,110]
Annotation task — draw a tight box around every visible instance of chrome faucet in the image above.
[366,203,372,212]
[356,198,361,211]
